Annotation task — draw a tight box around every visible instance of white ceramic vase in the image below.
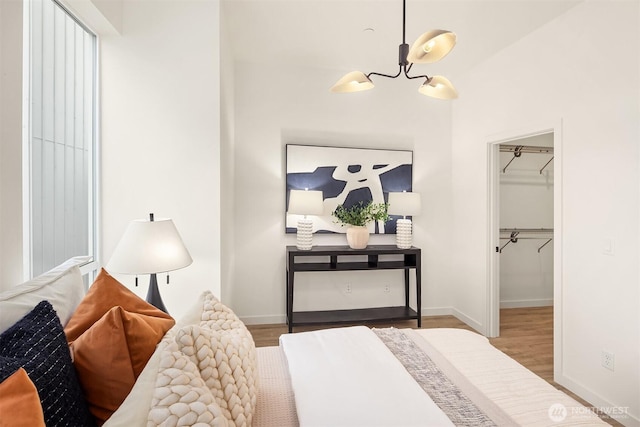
[346,226,369,249]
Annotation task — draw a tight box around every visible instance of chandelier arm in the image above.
[404,66,431,81]
[367,67,403,80]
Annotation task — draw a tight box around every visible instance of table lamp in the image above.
[388,192,421,249]
[288,189,324,250]
[107,213,193,313]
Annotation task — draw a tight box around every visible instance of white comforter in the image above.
[279,326,454,427]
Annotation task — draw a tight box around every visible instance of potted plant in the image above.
[332,201,389,249]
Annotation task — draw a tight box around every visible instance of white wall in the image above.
[0,0,24,289]
[219,1,235,303]
[230,60,454,323]
[499,133,554,308]
[451,1,639,422]
[100,0,221,319]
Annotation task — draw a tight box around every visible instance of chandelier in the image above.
[330,0,458,99]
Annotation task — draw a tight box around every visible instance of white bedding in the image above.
[276,327,608,427]
[279,326,454,427]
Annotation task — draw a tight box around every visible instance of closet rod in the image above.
[499,144,553,154]
[501,144,554,173]
[498,229,553,253]
[500,228,553,233]
[499,237,554,253]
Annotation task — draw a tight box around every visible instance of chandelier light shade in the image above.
[331,0,457,100]
[388,192,421,249]
[407,30,457,64]
[418,75,458,99]
[330,71,375,93]
[288,189,324,250]
[107,213,192,313]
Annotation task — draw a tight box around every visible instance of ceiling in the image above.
[223,0,581,81]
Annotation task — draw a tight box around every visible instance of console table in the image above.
[286,245,421,333]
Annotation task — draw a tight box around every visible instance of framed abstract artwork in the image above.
[285,144,413,234]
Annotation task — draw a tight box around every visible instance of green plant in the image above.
[332,201,390,227]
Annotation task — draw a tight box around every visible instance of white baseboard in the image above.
[451,308,484,334]
[240,314,286,325]
[555,374,639,427]
[421,306,485,334]
[500,298,553,309]
[421,306,454,316]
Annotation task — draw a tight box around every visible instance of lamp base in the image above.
[146,273,168,313]
[396,218,413,249]
[296,218,314,250]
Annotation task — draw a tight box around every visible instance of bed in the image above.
[0,257,607,426]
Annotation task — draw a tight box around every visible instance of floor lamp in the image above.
[107,213,193,313]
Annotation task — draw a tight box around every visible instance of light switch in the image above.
[603,239,614,256]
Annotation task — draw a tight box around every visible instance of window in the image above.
[23,0,98,278]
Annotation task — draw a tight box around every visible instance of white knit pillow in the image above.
[147,340,229,427]
[173,292,257,427]
[199,292,249,332]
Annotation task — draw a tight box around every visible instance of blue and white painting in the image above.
[286,144,413,234]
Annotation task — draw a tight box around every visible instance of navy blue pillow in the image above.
[0,300,95,427]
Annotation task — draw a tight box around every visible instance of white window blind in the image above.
[25,0,97,277]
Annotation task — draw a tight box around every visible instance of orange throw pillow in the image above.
[64,268,175,424]
[0,368,46,427]
[70,306,174,424]
[64,268,174,343]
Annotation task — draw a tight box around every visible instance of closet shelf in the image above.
[500,144,554,174]
[499,228,553,253]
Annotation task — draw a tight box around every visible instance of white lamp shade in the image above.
[418,76,458,100]
[388,192,421,216]
[107,217,193,274]
[288,190,324,216]
[407,30,457,64]
[330,71,374,93]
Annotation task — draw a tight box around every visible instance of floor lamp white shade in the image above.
[388,192,421,249]
[106,213,192,312]
[288,190,324,250]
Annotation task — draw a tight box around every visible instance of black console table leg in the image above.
[287,269,294,333]
[404,269,410,308]
[416,257,422,328]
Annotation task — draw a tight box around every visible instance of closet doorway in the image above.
[499,133,554,311]
[486,123,562,339]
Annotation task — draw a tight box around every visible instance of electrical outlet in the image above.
[601,351,615,371]
[384,284,390,293]
[345,283,351,294]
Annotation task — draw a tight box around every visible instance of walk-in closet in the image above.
[499,133,554,308]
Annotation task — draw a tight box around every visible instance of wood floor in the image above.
[247,306,621,426]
